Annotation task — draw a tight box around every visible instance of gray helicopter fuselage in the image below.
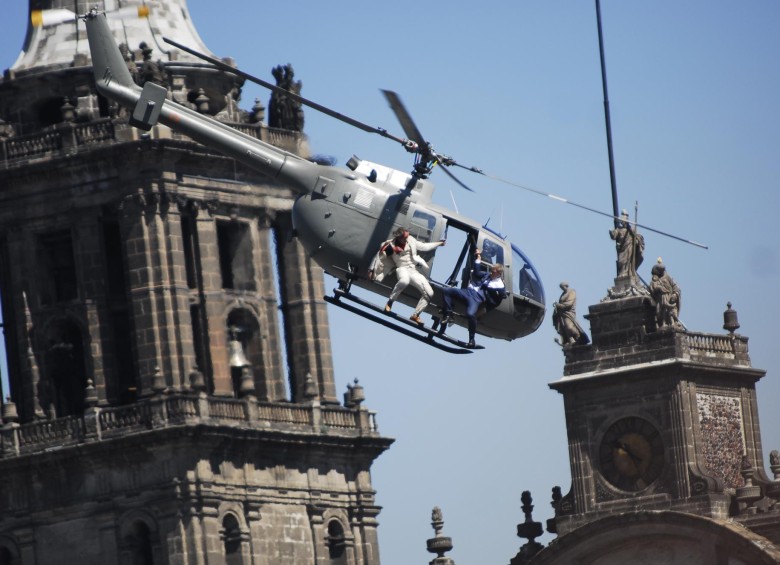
[292,159,441,274]
[292,160,546,340]
[84,11,545,341]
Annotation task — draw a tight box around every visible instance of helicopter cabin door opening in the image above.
[425,217,504,291]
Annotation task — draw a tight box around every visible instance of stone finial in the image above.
[735,455,762,514]
[771,450,780,473]
[84,379,98,408]
[0,118,15,139]
[2,396,18,424]
[151,366,167,395]
[766,450,780,506]
[239,366,256,397]
[426,506,455,564]
[349,379,366,408]
[344,379,365,409]
[249,98,266,124]
[723,302,740,334]
[510,491,544,565]
[303,372,319,401]
[188,366,207,392]
[194,89,210,114]
[60,98,76,123]
[343,381,353,408]
[546,486,562,534]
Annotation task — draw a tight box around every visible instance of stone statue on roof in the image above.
[268,64,304,131]
[649,258,682,329]
[610,209,644,280]
[137,41,167,87]
[553,282,590,346]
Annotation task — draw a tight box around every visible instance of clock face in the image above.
[598,417,665,492]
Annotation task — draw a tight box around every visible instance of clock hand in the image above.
[613,440,643,467]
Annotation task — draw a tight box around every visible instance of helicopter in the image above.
[84,10,546,353]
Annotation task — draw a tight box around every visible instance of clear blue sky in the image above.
[2,2,779,563]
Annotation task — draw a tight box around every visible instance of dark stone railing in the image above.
[0,393,378,458]
[682,331,748,360]
[0,118,305,169]
[563,328,752,376]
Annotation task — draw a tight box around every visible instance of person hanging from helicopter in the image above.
[440,248,506,348]
[370,228,445,325]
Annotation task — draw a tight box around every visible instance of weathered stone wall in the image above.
[550,296,767,537]
[0,67,387,565]
[0,399,391,563]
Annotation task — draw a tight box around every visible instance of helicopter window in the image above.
[480,238,504,266]
[410,210,436,242]
[412,211,436,232]
[511,244,545,305]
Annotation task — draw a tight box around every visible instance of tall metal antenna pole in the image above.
[595,0,620,229]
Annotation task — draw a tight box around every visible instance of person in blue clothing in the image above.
[440,248,506,348]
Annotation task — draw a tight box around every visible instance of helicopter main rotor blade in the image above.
[382,90,487,187]
[435,159,475,192]
[480,171,708,249]
[163,37,407,145]
[381,90,428,149]
[34,5,151,27]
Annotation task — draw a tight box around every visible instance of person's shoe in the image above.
[384,302,392,312]
[467,339,476,348]
[410,314,423,325]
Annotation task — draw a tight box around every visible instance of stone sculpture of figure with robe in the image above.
[268,64,304,131]
[552,282,590,346]
[137,42,166,87]
[649,259,681,329]
[118,43,138,84]
[610,210,645,280]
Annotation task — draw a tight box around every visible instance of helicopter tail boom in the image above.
[84,11,316,192]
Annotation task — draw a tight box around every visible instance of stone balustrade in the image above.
[680,331,750,364]
[0,392,378,458]
[0,118,305,168]
[564,327,752,376]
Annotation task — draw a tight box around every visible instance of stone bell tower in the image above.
[0,1,391,563]
[514,257,780,563]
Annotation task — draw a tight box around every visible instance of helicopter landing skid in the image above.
[325,288,483,354]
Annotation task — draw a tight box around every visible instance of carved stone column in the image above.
[72,216,110,403]
[253,214,286,401]
[273,212,336,404]
[6,230,45,419]
[118,187,195,394]
[193,203,231,395]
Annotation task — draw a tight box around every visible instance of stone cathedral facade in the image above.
[0,2,392,564]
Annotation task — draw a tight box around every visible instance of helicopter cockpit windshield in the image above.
[511,243,544,306]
